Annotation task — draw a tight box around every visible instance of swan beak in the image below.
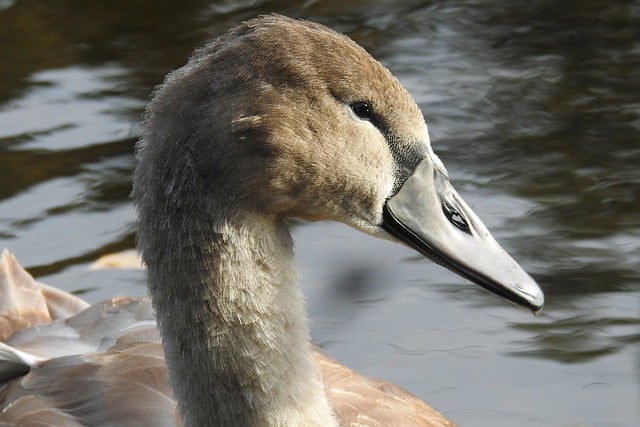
[382,159,544,313]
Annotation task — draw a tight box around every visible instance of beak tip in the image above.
[511,277,544,314]
[526,286,545,315]
[531,301,544,316]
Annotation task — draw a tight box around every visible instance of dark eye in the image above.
[350,101,373,121]
[442,201,471,234]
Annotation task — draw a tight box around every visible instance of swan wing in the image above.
[315,350,456,427]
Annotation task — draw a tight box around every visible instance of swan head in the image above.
[135,14,543,312]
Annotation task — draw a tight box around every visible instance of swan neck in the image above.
[145,214,337,427]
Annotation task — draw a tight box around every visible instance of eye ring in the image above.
[350,101,373,121]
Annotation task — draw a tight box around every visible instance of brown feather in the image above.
[316,351,455,427]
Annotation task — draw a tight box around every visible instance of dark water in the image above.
[1,1,638,425]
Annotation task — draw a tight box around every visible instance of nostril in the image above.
[442,201,471,234]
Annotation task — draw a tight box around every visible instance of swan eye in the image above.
[442,201,471,234]
[350,101,373,121]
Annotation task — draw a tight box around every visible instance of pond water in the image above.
[1,1,638,426]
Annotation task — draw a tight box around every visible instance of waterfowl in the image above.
[0,14,544,427]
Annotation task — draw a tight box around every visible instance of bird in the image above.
[0,14,544,427]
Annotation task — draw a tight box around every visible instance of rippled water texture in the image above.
[1,1,638,426]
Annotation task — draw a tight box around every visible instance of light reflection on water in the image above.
[0,1,638,426]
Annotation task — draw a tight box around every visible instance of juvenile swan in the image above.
[0,15,543,427]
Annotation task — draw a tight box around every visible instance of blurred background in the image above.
[0,1,638,425]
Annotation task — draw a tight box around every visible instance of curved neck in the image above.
[144,211,337,426]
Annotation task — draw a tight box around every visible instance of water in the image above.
[1,1,638,425]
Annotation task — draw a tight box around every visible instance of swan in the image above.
[0,14,544,427]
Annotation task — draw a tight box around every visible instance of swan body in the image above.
[0,14,543,426]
